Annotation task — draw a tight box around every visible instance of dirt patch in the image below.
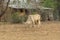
[0,21,60,40]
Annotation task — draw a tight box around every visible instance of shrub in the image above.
[11,12,28,23]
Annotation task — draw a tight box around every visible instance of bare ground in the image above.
[0,21,60,40]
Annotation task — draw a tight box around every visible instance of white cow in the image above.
[24,14,41,27]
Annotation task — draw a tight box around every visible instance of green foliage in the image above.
[32,12,36,15]
[11,12,27,23]
[11,12,20,23]
[42,0,57,9]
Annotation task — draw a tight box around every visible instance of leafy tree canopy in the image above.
[42,0,57,9]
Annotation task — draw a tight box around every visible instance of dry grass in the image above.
[0,21,60,40]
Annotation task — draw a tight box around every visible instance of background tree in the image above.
[56,0,60,20]
[0,0,10,19]
[42,0,57,9]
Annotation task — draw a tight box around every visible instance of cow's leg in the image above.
[31,20,35,27]
[29,16,35,27]
[38,20,40,25]
[37,20,41,28]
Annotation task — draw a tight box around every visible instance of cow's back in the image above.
[29,14,40,20]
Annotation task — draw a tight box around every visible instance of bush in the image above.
[19,15,28,23]
[11,12,28,23]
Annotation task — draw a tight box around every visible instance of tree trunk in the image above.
[0,0,10,21]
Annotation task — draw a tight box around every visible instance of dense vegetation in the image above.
[0,0,60,23]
